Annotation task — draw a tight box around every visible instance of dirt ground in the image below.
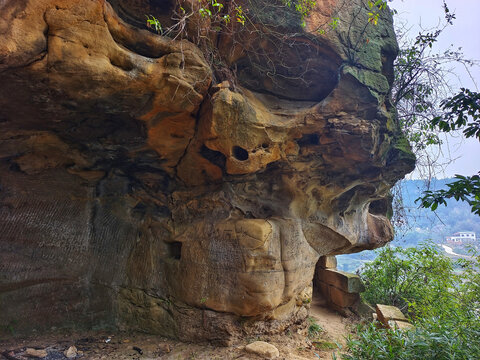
[1,302,356,360]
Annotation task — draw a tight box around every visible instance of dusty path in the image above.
[309,297,350,348]
[305,295,356,360]
[1,301,352,359]
[0,332,321,360]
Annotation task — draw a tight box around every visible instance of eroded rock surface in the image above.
[0,0,414,341]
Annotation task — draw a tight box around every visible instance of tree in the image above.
[388,2,479,227]
[392,26,476,168]
[417,88,480,215]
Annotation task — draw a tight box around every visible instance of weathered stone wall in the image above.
[0,0,414,342]
[314,255,365,312]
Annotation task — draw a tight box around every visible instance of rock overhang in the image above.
[0,0,415,341]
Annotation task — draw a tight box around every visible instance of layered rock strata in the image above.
[0,0,414,342]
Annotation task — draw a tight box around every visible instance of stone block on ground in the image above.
[245,341,279,359]
[376,304,407,326]
[24,348,48,358]
[319,269,365,293]
[388,320,415,331]
[328,285,360,308]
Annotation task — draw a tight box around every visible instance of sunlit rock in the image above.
[0,0,414,342]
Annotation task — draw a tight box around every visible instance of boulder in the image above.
[24,348,48,358]
[245,341,279,359]
[376,304,408,326]
[64,346,78,358]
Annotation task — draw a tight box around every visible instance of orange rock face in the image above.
[0,0,414,342]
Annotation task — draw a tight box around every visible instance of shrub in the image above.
[359,243,456,314]
[340,244,480,359]
[342,322,480,360]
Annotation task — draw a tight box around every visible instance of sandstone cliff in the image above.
[0,0,415,342]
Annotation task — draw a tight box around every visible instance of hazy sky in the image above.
[390,0,480,178]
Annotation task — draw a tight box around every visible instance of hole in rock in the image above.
[131,202,147,219]
[369,198,388,216]
[8,161,21,172]
[232,146,249,161]
[167,242,182,260]
[297,133,320,147]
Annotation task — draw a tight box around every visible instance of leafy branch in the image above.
[367,0,388,25]
[418,173,480,215]
[431,88,480,140]
[416,89,480,215]
[146,15,162,34]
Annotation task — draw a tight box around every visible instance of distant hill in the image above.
[337,178,480,272]
[394,178,480,245]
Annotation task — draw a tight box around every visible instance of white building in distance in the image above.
[446,231,476,245]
